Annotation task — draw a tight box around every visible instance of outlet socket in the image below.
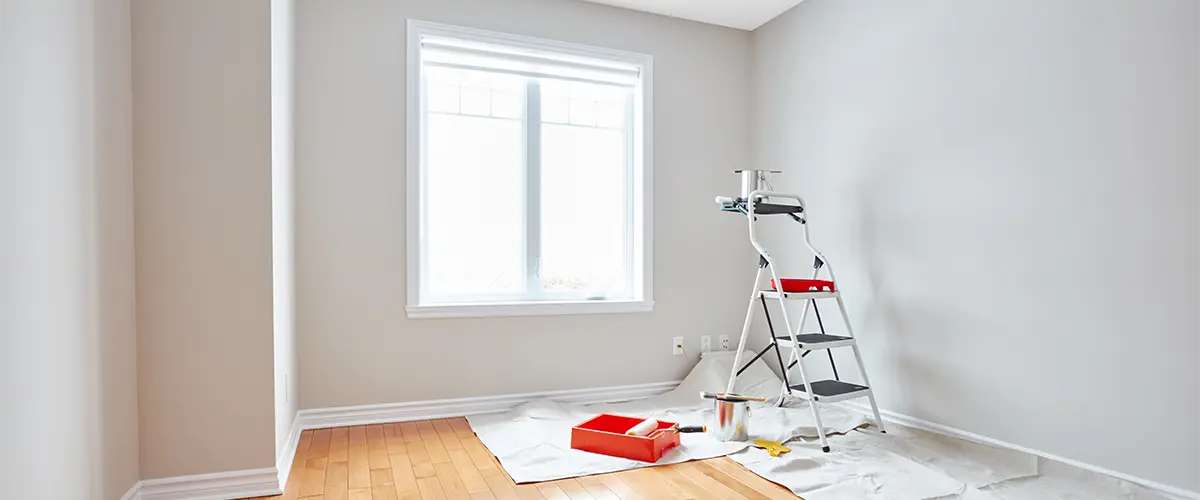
[672,336,685,355]
[700,335,712,353]
[719,335,731,350]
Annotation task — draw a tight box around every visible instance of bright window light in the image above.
[407,21,652,318]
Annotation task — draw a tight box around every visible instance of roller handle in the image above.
[674,425,706,433]
[699,391,768,403]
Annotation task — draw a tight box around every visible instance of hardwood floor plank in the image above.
[349,427,372,489]
[310,429,333,460]
[594,475,645,500]
[389,454,422,500]
[703,459,797,500]
[400,422,422,442]
[330,427,351,463]
[297,430,314,459]
[324,461,350,500]
[460,437,497,471]
[480,468,521,500]
[386,423,409,455]
[574,476,620,500]
[368,425,393,470]
[447,449,490,494]
[674,462,755,500]
[511,484,545,500]
[534,483,573,500]
[414,461,437,479]
[417,477,448,500]
[432,419,465,450]
[348,488,372,500]
[350,426,368,446]
[373,468,396,486]
[418,421,452,463]
[687,461,779,500]
[434,462,472,500]
[299,457,330,497]
[373,485,400,500]
[448,418,475,439]
[553,479,596,500]
[654,465,722,500]
[614,469,687,500]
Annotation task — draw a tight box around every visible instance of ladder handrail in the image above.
[746,190,838,286]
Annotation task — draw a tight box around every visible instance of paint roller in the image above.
[624,418,706,436]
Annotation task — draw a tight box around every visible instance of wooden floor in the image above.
[252,417,799,500]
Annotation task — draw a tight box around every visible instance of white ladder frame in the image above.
[724,190,885,451]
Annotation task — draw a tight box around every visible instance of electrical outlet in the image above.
[719,335,731,351]
[672,336,685,355]
[700,335,712,353]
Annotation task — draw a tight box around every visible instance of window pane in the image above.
[540,123,629,298]
[425,113,524,299]
[542,93,569,124]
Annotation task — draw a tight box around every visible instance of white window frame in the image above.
[405,20,654,319]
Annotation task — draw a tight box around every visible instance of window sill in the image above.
[406,299,654,319]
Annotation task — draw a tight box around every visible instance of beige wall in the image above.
[95,0,141,497]
[753,0,1200,492]
[133,0,277,479]
[295,0,754,410]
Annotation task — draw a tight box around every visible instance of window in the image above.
[406,20,653,318]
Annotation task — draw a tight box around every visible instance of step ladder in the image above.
[717,182,885,452]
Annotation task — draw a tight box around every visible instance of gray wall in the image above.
[1,1,140,498]
[753,0,1199,492]
[133,0,277,479]
[1,1,99,498]
[295,0,755,410]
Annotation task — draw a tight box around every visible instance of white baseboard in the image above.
[120,482,142,500]
[294,380,681,431]
[128,467,282,500]
[276,411,303,489]
[838,401,1200,500]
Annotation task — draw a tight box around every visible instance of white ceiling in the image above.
[578,0,804,31]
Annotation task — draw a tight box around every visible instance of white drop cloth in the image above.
[467,351,867,483]
[467,352,1173,500]
[732,425,1037,500]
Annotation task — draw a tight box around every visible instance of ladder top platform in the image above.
[760,290,839,300]
[719,201,803,215]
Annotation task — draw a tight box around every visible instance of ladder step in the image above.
[761,290,839,300]
[789,380,870,403]
[776,334,855,350]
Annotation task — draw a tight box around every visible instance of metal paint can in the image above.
[712,398,750,442]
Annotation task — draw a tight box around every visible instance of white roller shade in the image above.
[420,36,641,87]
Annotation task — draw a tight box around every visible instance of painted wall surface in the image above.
[272,0,300,462]
[132,0,277,479]
[295,0,754,410]
[752,0,1199,492]
[94,0,141,497]
[1,1,98,498]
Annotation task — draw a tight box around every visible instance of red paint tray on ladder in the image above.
[570,414,680,463]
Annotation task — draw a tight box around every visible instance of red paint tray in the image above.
[570,413,680,463]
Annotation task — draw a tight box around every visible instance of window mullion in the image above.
[524,80,543,298]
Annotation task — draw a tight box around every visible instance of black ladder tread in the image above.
[790,380,869,398]
[774,334,852,345]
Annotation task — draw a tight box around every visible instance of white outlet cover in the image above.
[672,336,685,355]
[719,335,731,350]
[700,335,712,353]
